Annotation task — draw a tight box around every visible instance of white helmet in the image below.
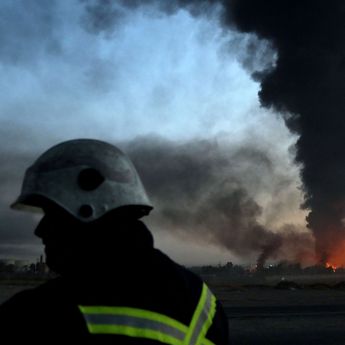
[11,139,153,221]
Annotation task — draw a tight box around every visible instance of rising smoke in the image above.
[80,0,345,265]
[0,0,62,65]
[3,0,334,266]
[0,135,311,265]
[226,0,345,265]
[80,0,217,36]
[125,136,313,267]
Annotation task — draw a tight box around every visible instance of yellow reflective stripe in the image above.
[183,283,217,345]
[79,284,217,345]
[83,313,186,341]
[183,283,208,345]
[88,324,183,345]
[79,306,188,334]
[195,294,217,345]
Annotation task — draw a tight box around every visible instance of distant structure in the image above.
[0,255,49,275]
[35,255,49,274]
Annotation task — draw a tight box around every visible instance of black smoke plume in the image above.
[226,0,345,264]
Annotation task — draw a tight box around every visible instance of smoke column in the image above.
[223,0,345,265]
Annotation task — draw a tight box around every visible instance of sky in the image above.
[0,0,308,266]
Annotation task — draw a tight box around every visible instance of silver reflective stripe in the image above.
[83,313,185,341]
[189,286,215,345]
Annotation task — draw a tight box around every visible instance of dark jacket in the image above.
[0,221,229,344]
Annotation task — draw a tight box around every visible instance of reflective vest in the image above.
[79,282,217,345]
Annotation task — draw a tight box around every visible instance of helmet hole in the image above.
[78,168,104,191]
[79,204,94,218]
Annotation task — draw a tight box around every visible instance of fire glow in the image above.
[325,262,337,272]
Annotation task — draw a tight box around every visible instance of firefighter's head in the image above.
[11,139,153,273]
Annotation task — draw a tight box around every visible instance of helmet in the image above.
[11,139,153,222]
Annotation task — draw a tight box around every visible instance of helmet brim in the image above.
[10,194,45,214]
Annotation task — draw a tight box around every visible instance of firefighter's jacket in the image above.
[0,222,229,344]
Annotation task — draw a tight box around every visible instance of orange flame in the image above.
[326,262,337,272]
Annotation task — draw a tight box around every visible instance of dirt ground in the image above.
[211,284,345,344]
[211,284,345,307]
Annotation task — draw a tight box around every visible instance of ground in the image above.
[212,284,345,344]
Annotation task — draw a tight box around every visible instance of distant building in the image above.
[0,255,49,275]
[35,255,49,274]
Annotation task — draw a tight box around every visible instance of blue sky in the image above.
[0,1,308,266]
